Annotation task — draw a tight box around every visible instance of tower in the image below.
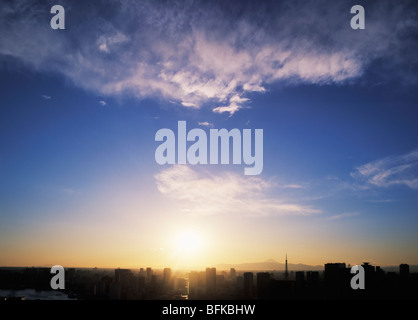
[285,254,289,280]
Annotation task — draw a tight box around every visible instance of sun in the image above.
[174,230,203,254]
[167,228,210,268]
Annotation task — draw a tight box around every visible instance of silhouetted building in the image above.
[174,277,188,296]
[189,271,205,299]
[206,268,216,298]
[2,259,418,300]
[163,268,172,286]
[66,268,76,288]
[96,275,112,298]
[361,262,377,294]
[139,268,146,278]
[269,279,294,299]
[256,272,270,299]
[150,275,158,289]
[324,263,350,298]
[295,271,305,295]
[137,275,146,298]
[230,268,237,282]
[243,272,254,299]
[400,264,409,277]
[361,262,374,273]
[146,267,153,283]
[399,263,411,297]
[114,268,136,300]
[115,269,132,285]
[109,281,121,299]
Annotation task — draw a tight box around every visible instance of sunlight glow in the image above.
[174,230,203,254]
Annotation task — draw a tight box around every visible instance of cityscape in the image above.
[1,257,417,300]
[1,0,418,309]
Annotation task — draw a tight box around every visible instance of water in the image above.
[0,288,76,300]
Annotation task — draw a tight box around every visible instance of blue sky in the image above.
[0,0,418,268]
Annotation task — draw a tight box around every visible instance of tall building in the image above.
[189,271,205,299]
[114,268,135,300]
[163,268,172,286]
[361,262,375,273]
[115,268,134,287]
[206,267,217,298]
[256,272,270,299]
[400,264,410,277]
[137,275,146,297]
[399,263,411,297]
[243,272,254,299]
[324,263,350,298]
[146,267,153,283]
[230,268,237,281]
[306,271,319,295]
[295,271,305,294]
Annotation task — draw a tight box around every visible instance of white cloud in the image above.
[1,1,417,114]
[99,100,107,106]
[181,102,198,108]
[211,94,250,115]
[41,95,51,100]
[351,149,418,189]
[154,165,321,217]
[212,103,243,116]
[198,121,213,127]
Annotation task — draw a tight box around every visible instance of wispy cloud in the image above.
[97,32,129,54]
[212,94,250,115]
[99,100,107,106]
[365,199,396,203]
[198,121,213,127]
[282,184,306,189]
[41,95,51,100]
[1,1,416,115]
[60,187,78,196]
[326,212,359,221]
[212,103,243,116]
[351,149,418,189]
[154,165,321,217]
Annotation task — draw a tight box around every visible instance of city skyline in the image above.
[1,260,417,300]
[1,0,418,270]
[1,254,417,272]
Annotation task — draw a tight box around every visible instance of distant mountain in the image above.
[215,261,418,273]
[215,259,323,271]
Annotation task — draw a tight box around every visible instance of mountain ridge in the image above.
[215,259,323,271]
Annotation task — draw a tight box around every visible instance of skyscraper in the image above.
[230,268,237,281]
[256,272,270,299]
[115,268,134,287]
[163,268,172,286]
[243,272,254,299]
[146,267,153,283]
[285,254,289,280]
[400,264,410,277]
[324,263,349,298]
[114,268,135,300]
[206,267,216,298]
[189,271,205,300]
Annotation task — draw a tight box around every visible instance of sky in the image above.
[0,0,418,269]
